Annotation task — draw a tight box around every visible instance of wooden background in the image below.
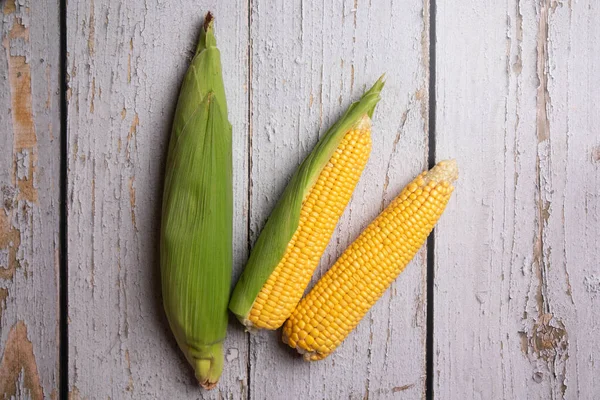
[1,0,598,398]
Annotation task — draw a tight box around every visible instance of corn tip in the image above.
[191,343,224,390]
[204,11,214,32]
[438,159,459,182]
[199,380,218,390]
[354,114,372,131]
[424,159,458,185]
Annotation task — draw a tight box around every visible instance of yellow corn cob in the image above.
[249,120,372,329]
[229,78,384,330]
[282,159,458,360]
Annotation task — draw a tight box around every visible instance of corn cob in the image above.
[229,78,385,330]
[160,13,232,389]
[282,159,458,360]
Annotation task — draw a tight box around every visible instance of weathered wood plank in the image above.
[0,0,61,398]
[536,0,600,396]
[434,0,600,398]
[66,1,249,398]
[247,0,429,398]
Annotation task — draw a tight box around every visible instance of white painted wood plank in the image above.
[434,0,600,398]
[66,1,249,398]
[541,0,600,397]
[0,0,60,398]
[248,0,429,398]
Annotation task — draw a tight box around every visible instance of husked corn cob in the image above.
[229,78,385,330]
[161,13,232,389]
[283,160,458,360]
[249,123,371,329]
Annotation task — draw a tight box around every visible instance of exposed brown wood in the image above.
[0,0,61,397]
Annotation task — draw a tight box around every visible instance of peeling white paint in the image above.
[435,0,600,398]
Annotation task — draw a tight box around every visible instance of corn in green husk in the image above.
[160,13,232,389]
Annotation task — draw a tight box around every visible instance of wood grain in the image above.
[434,0,600,398]
[247,0,429,398]
[0,0,61,398]
[66,1,249,398]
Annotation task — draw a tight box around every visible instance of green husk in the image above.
[160,13,232,389]
[229,77,385,325]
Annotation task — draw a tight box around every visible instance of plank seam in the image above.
[59,0,69,394]
[59,0,69,396]
[246,0,254,398]
[425,0,436,397]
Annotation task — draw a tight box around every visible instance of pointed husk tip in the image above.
[365,74,385,118]
[204,11,214,32]
[196,12,217,54]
